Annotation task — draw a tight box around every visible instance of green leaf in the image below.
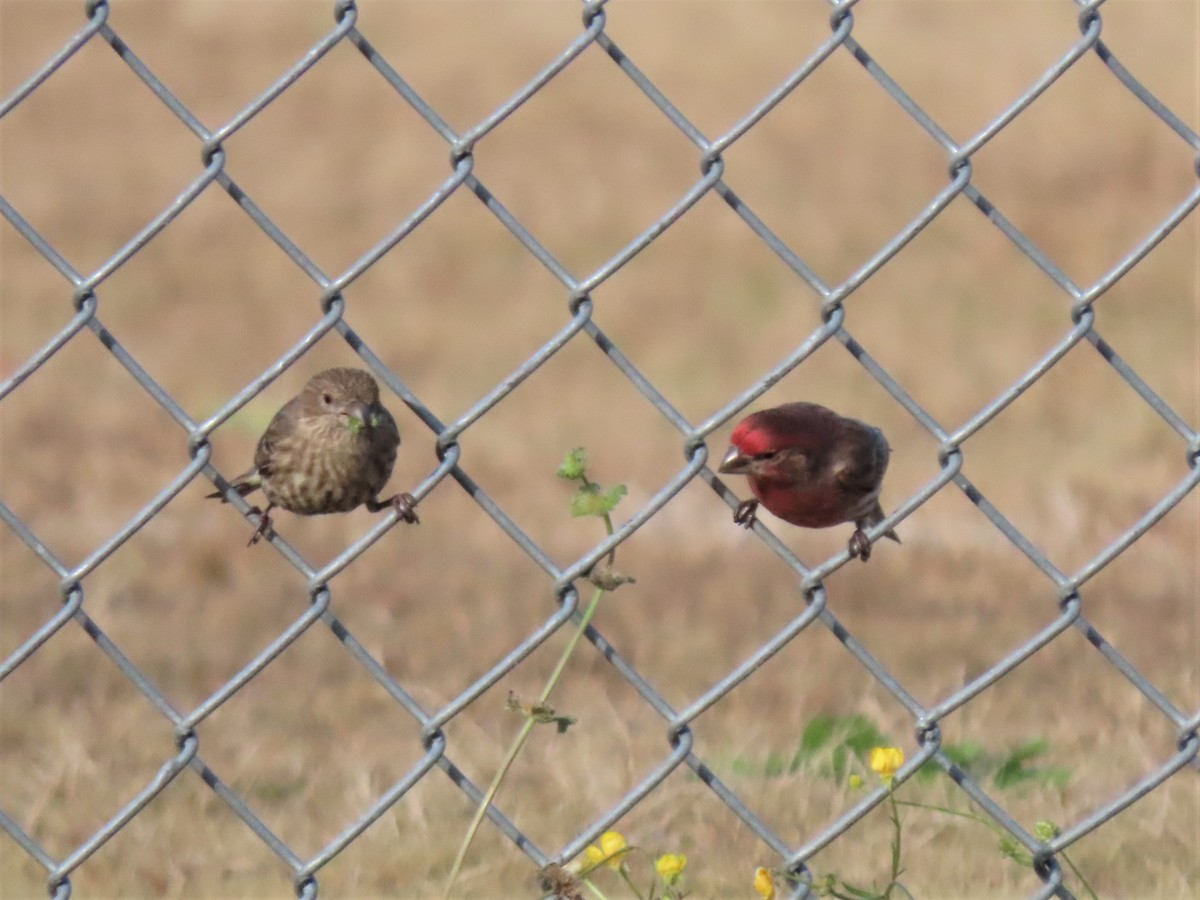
[601,483,627,512]
[1011,738,1050,761]
[915,737,1071,789]
[763,752,788,779]
[1040,767,1072,789]
[834,715,890,782]
[346,416,365,436]
[1033,820,1060,842]
[508,693,577,734]
[842,717,890,756]
[993,739,1071,789]
[557,447,588,480]
[729,757,755,776]
[943,741,987,769]
[570,483,627,518]
[998,835,1032,866]
[919,741,986,782]
[799,715,839,756]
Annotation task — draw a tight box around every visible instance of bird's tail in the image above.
[206,472,261,503]
[864,501,901,544]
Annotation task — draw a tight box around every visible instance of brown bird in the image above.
[207,367,419,546]
[718,401,899,561]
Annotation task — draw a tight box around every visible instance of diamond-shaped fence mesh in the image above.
[1,1,1197,897]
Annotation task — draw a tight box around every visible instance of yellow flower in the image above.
[753,866,775,899]
[585,830,628,869]
[848,773,864,790]
[656,852,687,884]
[869,746,904,786]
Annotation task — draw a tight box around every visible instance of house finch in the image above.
[718,402,899,561]
[207,367,419,546]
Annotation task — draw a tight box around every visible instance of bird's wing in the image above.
[830,425,890,494]
[253,396,304,478]
[375,404,401,448]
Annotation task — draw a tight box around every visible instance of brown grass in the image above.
[1,1,1197,897]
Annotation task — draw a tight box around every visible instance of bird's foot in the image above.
[247,506,274,547]
[732,499,759,529]
[848,528,872,562]
[366,492,419,523]
[392,492,420,525]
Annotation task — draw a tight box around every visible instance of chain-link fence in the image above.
[1,0,1197,897]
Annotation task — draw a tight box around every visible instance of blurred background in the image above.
[1,1,1196,897]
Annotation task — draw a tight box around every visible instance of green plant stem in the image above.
[895,799,998,828]
[1062,853,1099,900]
[442,716,535,898]
[442,588,604,897]
[886,789,902,898]
[617,861,646,900]
[443,504,616,898]
[583,877,613,900]
[895,801,1096,899]
[896,798,1017,853]
[539,585,604,703]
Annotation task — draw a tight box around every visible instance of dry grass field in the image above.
[1,1,1197,898]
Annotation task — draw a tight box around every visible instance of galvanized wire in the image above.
[1,1,1197,898]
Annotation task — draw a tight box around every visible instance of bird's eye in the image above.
[322,393,333,405]
[755,451,780,461]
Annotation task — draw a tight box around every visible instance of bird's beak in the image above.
[346,400,372,427]
[718,445,751,475]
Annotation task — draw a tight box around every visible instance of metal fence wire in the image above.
[1,0,1197,897]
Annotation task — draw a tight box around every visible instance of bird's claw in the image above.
[732,499,759,529]
[366,492,420,523]
[247,506,274,547]
[392,492,420,525]
[848,528,872,562]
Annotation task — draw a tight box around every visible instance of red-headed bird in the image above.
[718,402,900,561]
